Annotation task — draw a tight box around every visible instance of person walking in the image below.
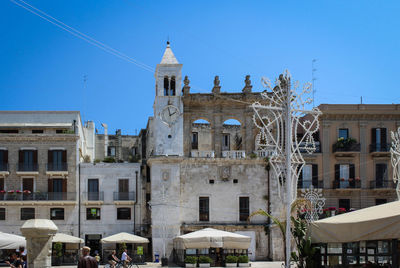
[78,246,98,268]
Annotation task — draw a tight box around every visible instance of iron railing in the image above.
[17,163,38,172]
[83,191,104,201]
[47,162,68,171]
[333,179,361,189]
[370,180,395,189]
[113,192,135,201]
[0,192,75,201]
[0,163,8,172]
[369,143,390,153]
[332,142,360,153]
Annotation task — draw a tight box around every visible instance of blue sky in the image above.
[1,0,399,134]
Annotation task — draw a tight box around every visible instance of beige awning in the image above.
[0,232,26,249]
[310,201,400,243]
[173,228,251,249]
[52,233,84,244]
[100,232,149,244]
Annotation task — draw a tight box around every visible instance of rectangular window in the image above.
[191,132,198,150]
[375,163,388,187]
[338,128,349,139]
[239,197,250,222]
[32,129,43,133]
[117,208,131,220]
[199,197,209,222]
[376,199,387,205]
[118,179,129,192]
[50,208,65,220]
[222,134,230,150]
[339,164,349,188]
[0,150,8,172]
[0,178,4,191]
[338,199,350,212]
[86,208,101,220]
[0,129,18,133]
[21,208,35,220]
[0,208,5,220]
[88,179,99,200]
[302,165,312,188]
[107,146,116,157]
[146,193,151,207]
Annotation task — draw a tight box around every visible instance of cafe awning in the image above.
[310,201,400,243]
[0,232,26,249]
[100,232,149,244]
[173,228,251,249]
[52,233,84,244]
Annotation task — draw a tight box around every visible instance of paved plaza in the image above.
[55,261,285,268]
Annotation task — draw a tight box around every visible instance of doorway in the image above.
[85,234,102,257]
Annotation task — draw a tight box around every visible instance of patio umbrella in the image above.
[0,232,26,249]
[100,232,149,244]
[52,233,84,244]
[310,200,400,243]
[173,228,251,249]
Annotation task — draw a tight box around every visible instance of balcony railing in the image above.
[47,162,68,172]
[254,150,274,158]
[191,150,215,158]
[300,141,321,153]
[83,191,104,201]
[0,192,75,201]
[222,150,246,159]
[370,180,395,189]
[369,143,390,153]
[17,163,38,172]
[333,179,361,189]
[332,142,361,153]
[113,192,135,201]
[0,163,8,172]
[191,142,198,150]
[298,180,324,189]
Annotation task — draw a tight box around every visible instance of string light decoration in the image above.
[300,185,326,223]
[252,70,321,268]
[391,127,400,200]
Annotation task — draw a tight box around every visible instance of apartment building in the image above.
[0,111,91,236]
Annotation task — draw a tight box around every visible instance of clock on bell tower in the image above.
[153,42,183,156]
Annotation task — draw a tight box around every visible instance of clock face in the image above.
[161,105,180,125]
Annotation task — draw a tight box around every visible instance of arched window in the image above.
[170,76,176,96]
[164,76,169,96]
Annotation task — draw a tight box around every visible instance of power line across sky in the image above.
[1,0,399,134]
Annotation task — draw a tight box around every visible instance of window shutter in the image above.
[371,128,376,144]
[19,150,23,163]
[48,150,53,164]
[312,164,318,187]
[297,166,303,188]
[33,150,38,164]
[335,164,340,180]
[349,164,355,179]
[0,178,4,191]
[3,150,8,163]
[48,179,53,192]
[381,128,387,145]
[62,150,67,163]
[62,179,67,193]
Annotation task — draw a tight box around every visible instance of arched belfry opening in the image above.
[170,76,176,96]
[164,76,169,96]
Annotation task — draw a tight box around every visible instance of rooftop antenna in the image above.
[312,59,317,107]
[83,74,88,121]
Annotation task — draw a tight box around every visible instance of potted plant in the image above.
[184,256,197,268]
[225,255,238,267]
[238,255,249,267]
[53,242,63,266]
[198,256,212,268]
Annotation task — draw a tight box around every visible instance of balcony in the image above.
[253,150,274,158]
[0,163,9,176]
[299,141,321,154]
[191,150,215,158]
[83,191,104,201]
[369,143,390,157]
[113,192,136,204]
[46,163,68,177]
[332,138,360,157]
[0,192,75,202]
[370,180,395,189]
[16,163,39,175]
[298,180,324,189]
[222,150,246,159]
[333,179,361,189]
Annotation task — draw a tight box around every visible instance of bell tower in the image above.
[153,42,184,156]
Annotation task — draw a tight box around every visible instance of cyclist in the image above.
[120,249,132,268]
[107,250,120,268]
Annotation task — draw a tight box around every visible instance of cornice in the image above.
[0,134,79,142]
